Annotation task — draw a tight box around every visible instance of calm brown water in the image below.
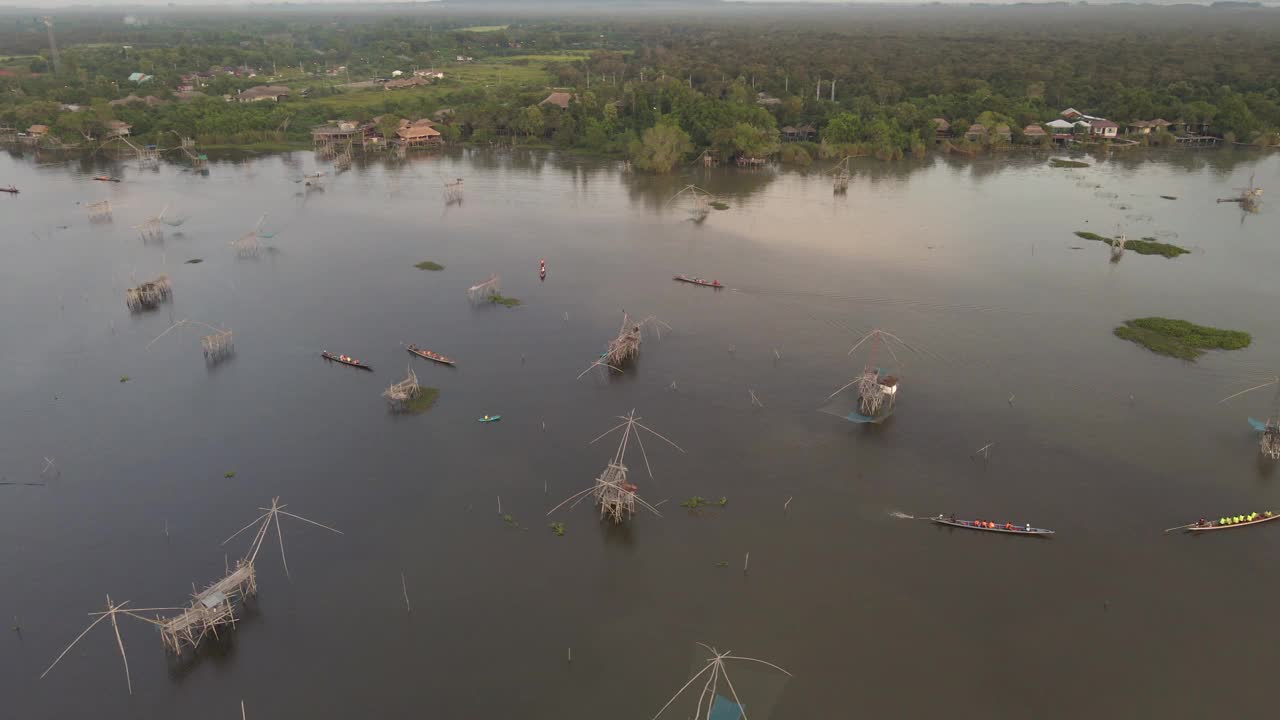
[2,145,1279,718]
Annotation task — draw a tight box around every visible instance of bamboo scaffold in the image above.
[1110,231,1127,261]
[667,184,717,222]
[382,364,422,409]
[39,498,341,692]
[134,203,169,242]
[547,409,685,524]
[125,273,173,311]
[1221,377,1280,460]
[466,273,500,303]
[832,157,851,193]
[650,643,792,720]
[147,318,234,362]
[577,312,670,379]
[1218,172,1263,211]
[444,177,464,205]
[821,329,909,424]
[232,213,274,258]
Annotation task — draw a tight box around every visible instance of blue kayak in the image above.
[478,415,502,423]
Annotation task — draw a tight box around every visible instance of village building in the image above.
[127,72,154,84]
[1127,118,1174,135]
[103,120,132,138]
[964,123,987,141]
[414,70,445,79]
[539,91,574,110]
[397,124,442,147]
[384,76,428,90]
[1022,124,1047,141]
[755,92,782,107]
[236,85,290,103]
[1089,119,1119,138]
[27,124,49,138]
[311,119,363,144]
[930,118,950,139]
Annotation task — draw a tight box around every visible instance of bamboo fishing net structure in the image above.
[1218,173,1263,210]
[125,274,172,311]
[40,498,341,692]
[832,157,851,193]
[148,318,234,362]
[87,200,112,221]
[467,273,500,303]
[1110,232,1127,261]
[232,213,275,258]
[382,365,422,409]
[202,329,234,361]
[134,204,169,243]
[668,184,717,222]
[444,177,464,204]
[577,312,670,378]
[547,409,684,525]
[1219,377,1280,460]
[651,643,792,720]
[821,329,907,423]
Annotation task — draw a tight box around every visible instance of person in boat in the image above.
[1004,523,1013,530]
[949,513,957,523]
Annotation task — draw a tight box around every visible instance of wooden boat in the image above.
[1185,511,1279,533]
[321,351,372,371]
[92,175,120,182]
[673,274,723,289]
[478,415,502,423]
[930,515,1054,536]
[0,185,17,194]
[406,344,456,366]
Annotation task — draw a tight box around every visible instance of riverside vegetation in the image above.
[3,4,1280,170]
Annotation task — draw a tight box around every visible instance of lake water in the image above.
[2,144,1279,718]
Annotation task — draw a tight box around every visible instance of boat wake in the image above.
[888,511,917,520]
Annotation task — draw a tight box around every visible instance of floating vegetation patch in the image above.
[715,560,729,568]
[185,258,203,264]
[1073,231,1189,258]
[489,293,522,307]
[402,387,440,415]
[224,471,236,478]
[1113,317,1252,361]
[710,201,730,211]
[502,514,526,530]
[548,522,565,537]
[1050,158,1090,168]
[680,496,728,509]
[414,260,444,271]
[119,375,129,383]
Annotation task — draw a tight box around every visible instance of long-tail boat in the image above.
[1184,511,1279,533]
[0,185,17,194]
[321,350,372,371]
[930,515,1054,537]
[405,344,456,366]
[92,175,120,182]
[673,274,723,288]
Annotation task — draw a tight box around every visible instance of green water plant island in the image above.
[1113,317,1251,361]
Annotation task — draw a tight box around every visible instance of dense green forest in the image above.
[2,4,1279,166]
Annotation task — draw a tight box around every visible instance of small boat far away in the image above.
[673,274,723,289]
[321,350,372,371]
[405,344,456,366]
[1184,510,1278,532]
[0,185,18,194]
[540,258,546,281]
[92,175,120,182]
[478,414,502,423]
[931,515,1055,536]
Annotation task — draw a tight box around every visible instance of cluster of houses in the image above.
[931,108,1194,146]
[310,115,444,149]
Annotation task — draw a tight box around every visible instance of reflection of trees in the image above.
[625,165,780,212]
